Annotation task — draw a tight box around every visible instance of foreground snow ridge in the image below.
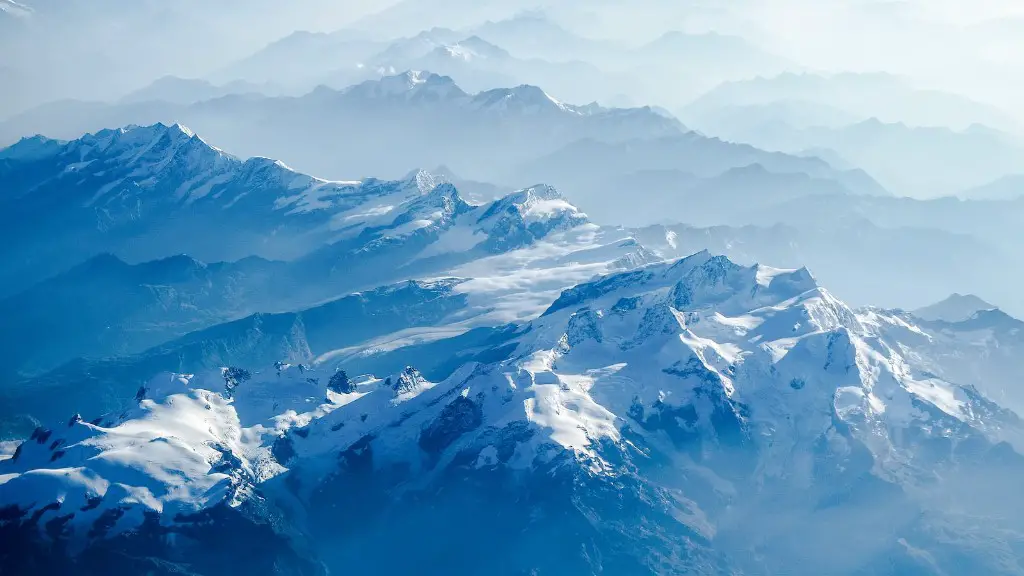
[2,250,1012,551]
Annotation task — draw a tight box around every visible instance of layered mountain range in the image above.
[2,122,1024,575]
[0,71,683,180]
[681,72,1024,198]
[0,73,894,229]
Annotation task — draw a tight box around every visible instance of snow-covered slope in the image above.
[0,122,428,275]
[4,252,1023,574]
[0,185,648,431]
[864,303,1024,418]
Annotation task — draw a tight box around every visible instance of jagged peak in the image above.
[394,181,472,225]
[420,181,463,201]
[0,133,66,161]
[470,84,576,114]
[390,366,431,398]
[60,123,233,171]
[111,121,193,142]
[479,184,587,228]
[349,278,466,302]
[346,70,467,101]
[545,251,822,318]
[488,184,567,209]
[402,167,450,195]
[437,36,510,60]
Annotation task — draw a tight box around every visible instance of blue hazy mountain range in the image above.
[4,3,1024,574]
[2,120,1024,575]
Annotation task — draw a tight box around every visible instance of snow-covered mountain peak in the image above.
[509,253,1018,459]
[470,84,576,114]
[404,166,449,194]
[169,122,194,138]
[62,122,233,180]
[315,179,589,260]
[94,122,198,153]
[388,181,473,234]
[347,70,466,102]
[471,184,589,250]
[436,36,510,61]
[370,27,463,62]
[497,183,582,217]
[0,133,64,160]
[320,171,459,226]
[391,366,431,398]
[545,250,822,320]
[0,124,485,256]
[0,123,242,207]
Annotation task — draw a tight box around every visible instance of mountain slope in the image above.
[0,277,473,435]
[865,304,1024,421]
[0,253,284,378]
